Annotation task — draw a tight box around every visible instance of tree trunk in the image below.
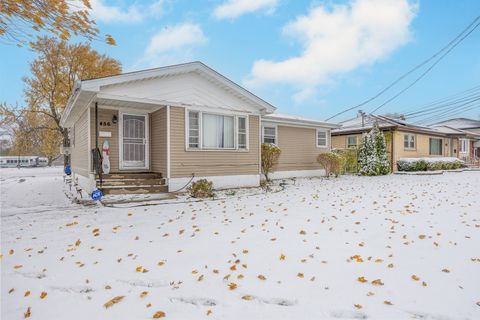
[62,128,70,166]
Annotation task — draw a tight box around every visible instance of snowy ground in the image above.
[1,167,479,320]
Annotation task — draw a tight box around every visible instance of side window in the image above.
[347,135,357,148]
[238,117,247,149]
[188,111,200,148]
[317,129,327,147]
[263,126,276,144]
[404,134,415,149]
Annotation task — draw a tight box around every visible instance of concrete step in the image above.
[99,185,168,195]
[97,172,162,180]
[96,178,165,186]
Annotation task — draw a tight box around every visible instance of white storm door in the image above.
[120,113,149,170]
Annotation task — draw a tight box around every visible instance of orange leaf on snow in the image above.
[40,292,47,299]
[75,239,81,246]
[24,307,31,318]
[257,275,266,280]
[153,311,166,318]
[357,276,367,283]
[371,279,384,286]
[354,304,362,309]
[104,296,125,308]
[228,283,237,290]
[384,300,393,305]
[411,275,420,281]
[242,295,253,300]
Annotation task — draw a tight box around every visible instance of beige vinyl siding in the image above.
[90,108,120,172]
[331,134,362,149]
[393,130,446,167]
[150,107,167,175]
[170,107,260,177]
[71,108,89,176]
[274,126,329,171]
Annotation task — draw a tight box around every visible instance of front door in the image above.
[120,113,149,170]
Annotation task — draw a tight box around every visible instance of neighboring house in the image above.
[60,62,338,194]
[430,118,480,164]
[331,114,471,171]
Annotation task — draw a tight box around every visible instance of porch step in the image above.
[96,172,167,195]
[96,178,165,186]
[98,172,162,180]
[100,185,168,195]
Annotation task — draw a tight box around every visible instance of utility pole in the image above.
[358,110,366,127]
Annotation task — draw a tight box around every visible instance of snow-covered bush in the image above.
[317,152,345,177]
[261,143,281,181]
[358,122,390,176]
[187,179,214,198]
[397,157,464,171]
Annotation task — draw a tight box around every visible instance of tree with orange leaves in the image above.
[0,0,116,47]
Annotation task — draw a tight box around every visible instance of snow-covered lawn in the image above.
[1,167,479,319]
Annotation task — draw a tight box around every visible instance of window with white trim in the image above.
[316,129,328,147]
[187,111,248,150]
[459,139,469,153]
[188,111,200,148]
[238,116,247,149]
[404,133,415,149]
[429,138,443,156]
[347,135,357,148]
[262,126,277,144]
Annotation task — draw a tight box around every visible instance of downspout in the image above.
[95,102,98,150]
[390,129,394,172]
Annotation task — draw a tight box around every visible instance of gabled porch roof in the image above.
[60,62,277,127]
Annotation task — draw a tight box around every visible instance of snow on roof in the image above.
[262,113,339,128]
[431,118,480,129]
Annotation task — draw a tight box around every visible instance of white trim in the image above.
[268,169,326,180]
[258,116,261,174]
[261,116,339,129]
[80,62,276,113]
[74,173,97,194]
[87,107,91,173]
[459,138,469,154]
[168,174,260,192]
[403,133,416,150]
[119,112,150,170]
[166,105,171,179]
[261,124,278,145]
[316,128,329,148]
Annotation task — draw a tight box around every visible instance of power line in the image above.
[369,19,480,114]
[414,100,480,124]
[405,93,480,117]
[324,15,480,121]
[400,85,480,115]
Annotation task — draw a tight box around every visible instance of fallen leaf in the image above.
[140,291,148,298]
[442,268,450,273]
[384,300,393,305]
[24,290,30,297]
[24,307,31,318]
[411,275,420,281]
[257,275,266,280]
[153,311,166,318]
[104,296,125,308]
[75,239,81,246]
[354,304,362,309]
[280,254,286,261]
[242,295,253,300]
[207,310,213,316]
[371,279,384,286]
[228,283,237,290]
[357,276,367,283]
[297,273,304,278]
[40,292,47,299]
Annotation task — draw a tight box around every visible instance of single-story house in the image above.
[331,113,476,171]
[60,62,338,194]
[430,118,480,164]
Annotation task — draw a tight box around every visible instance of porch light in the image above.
[112,115,118,124]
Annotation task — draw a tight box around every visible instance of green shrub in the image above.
[333,148,358,174]
[261,143,281,181]
[317,152,345,177]
[397,158,465,172]
[413,160,428,171]
[187,179,214,198]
